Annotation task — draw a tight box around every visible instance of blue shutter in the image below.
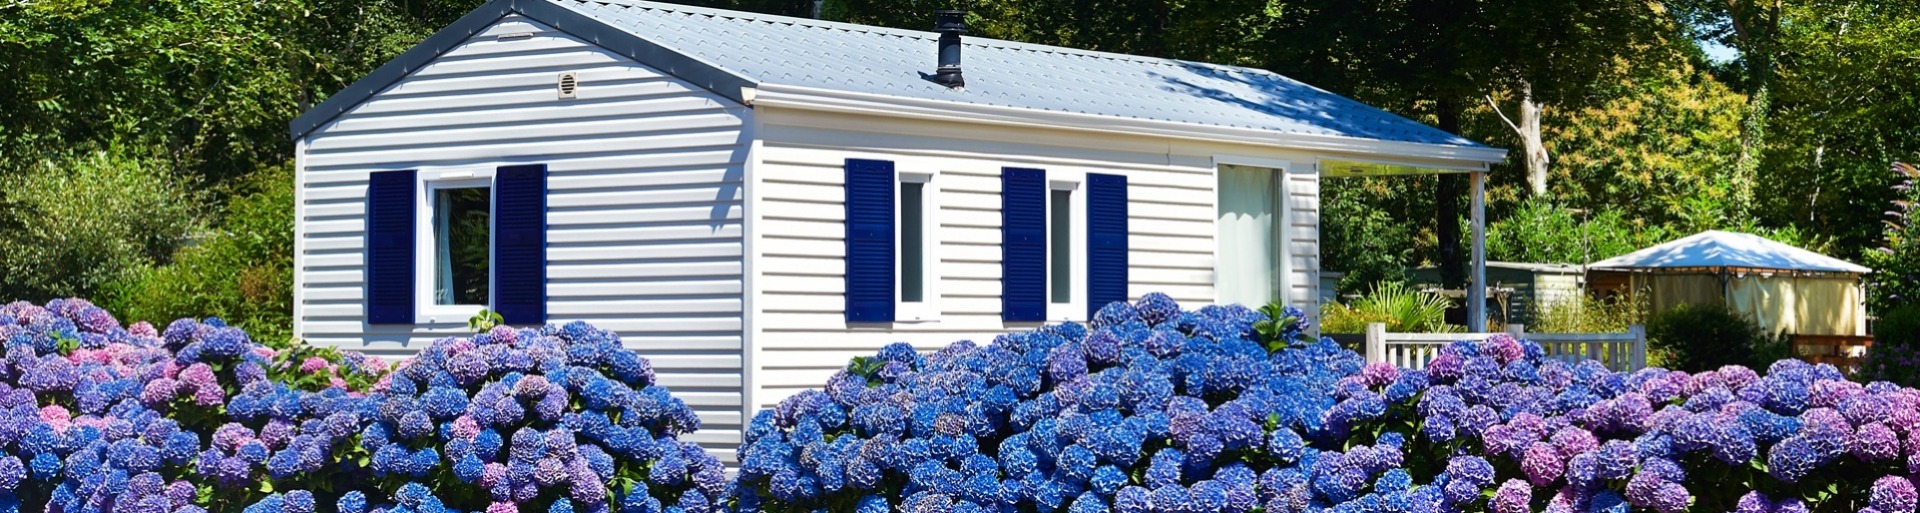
[365,170,417,325]
[494,164,548,326]
[1087,173,1129,318]
[1002,167,1047,322]
[845,159,896,322]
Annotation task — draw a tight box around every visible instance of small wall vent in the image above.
[557,72,578,99]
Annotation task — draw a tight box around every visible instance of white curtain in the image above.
[434,191,454,305]
[1217,165,1280,306]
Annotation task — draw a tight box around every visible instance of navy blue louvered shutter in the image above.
[365,170,417,324]
[1002,167,1047,322]
[1087,173,1129,318]
[493,164,548,326]
[845,159,896,323]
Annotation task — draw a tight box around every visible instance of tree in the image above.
[1754,0,1920,261]
[107,165,296,342]
[1866,163,1920,312]
[1262,0,1662,286]
[1667,0,1785,223]
[0,146,204,301]
[1545,57,1747,230]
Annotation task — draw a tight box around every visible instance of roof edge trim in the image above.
[747,83,1509,165]
[287,0,759,141]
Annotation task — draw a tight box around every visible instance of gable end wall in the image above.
[293,14,751,459]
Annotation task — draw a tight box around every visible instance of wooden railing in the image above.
[1364,323,1648,372]
[1792,334,1873,373]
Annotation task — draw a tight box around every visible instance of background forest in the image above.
[0,0,1915,339]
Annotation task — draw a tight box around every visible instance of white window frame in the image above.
[1047,171,1087,321]
[1210,155,1293,308]
[414,168,497,324]
[895,171,940,322]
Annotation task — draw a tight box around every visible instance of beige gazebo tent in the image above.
[1586,230,1871,336]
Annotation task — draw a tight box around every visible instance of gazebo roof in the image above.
[1586,230,1871,274]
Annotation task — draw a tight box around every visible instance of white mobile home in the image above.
[288,0,1507,459]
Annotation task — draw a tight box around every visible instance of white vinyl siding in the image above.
[293,16,749,460]
[744,109,1326,410]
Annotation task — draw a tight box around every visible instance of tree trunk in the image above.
[1518,81,1548,196]
[1436,100,1466,289]
[1732,81,1768,222]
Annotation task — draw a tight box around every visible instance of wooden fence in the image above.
[1363,323,1648,372]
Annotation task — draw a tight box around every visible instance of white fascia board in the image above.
[745,83,1510,165]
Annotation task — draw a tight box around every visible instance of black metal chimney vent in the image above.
[933,10,966,88]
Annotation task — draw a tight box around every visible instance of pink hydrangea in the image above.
[480,462,508,488]
[300,356,329,373]
[39,405,71,431]
[1550,426,1599,459]
[128,321,158,338]
[450,415,482,440]
[1485,334,1523,363]
[1358,362,1398,388]
[1521,442,1564,487]
[140,378,179,406]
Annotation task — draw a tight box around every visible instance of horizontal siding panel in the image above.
[548,206,741,228]
[546,224,742,244]
[548,186,742,209]
[547,260,741,279]
[547,297,741,315]
[310,112,744,153]
[374,65,664,97]
[327,92,731,134]
[552,282,744,297]
[304,131,743,169]
[408,48,630,78]
[548,242,741,262]
[760,181,846,204]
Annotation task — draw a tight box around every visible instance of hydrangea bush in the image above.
[350,322,727,513]
[736,292,1920,513]
[0,299,722,513]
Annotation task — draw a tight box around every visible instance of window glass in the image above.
[1050,189,1073,304]
[901,181,926,303]
[433,186,491,305]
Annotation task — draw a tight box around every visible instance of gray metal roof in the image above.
[292,0,1491,151]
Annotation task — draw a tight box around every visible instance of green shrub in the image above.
[1529,291,1647,333]
[1319,280,1459,333]
[1858,304,1920,385]
[1485,198,1671,265]
[0,146,204,300]
[105,164,292,343]
[1646,302,1790,371]
[1866,162,1920,313]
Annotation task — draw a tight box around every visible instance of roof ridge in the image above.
[565,0,1288,78]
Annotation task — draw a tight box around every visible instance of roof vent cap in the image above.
[933,10,966,89]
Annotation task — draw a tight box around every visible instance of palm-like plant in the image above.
[1320,280,1459,333]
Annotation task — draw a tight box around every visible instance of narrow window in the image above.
[432,186,492,306]
[1050,189,1073,304]
[900,181,927,303]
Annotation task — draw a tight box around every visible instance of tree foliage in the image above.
[104,165,296,343]
[1866,163,1920,312]
[0,146,203,300]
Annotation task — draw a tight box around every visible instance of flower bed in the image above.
[4,294,1916,513]
[736,293,1920,513]
[0,299,720,513]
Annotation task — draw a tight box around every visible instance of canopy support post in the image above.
[1469,170,1488,332]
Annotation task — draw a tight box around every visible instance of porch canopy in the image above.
[1586,230,1871,336]
[1321,159,1494,331]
